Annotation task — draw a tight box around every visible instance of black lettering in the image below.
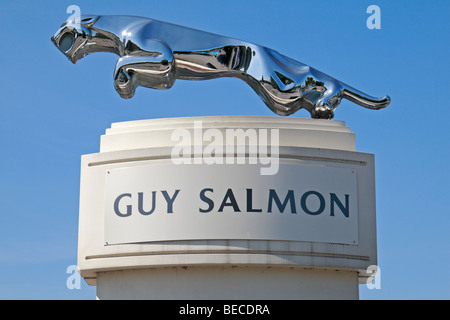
[161,190,180,214]
[330,193,350,217]
[267,189,296,213]
[137,191,156,215]
[199,188,214,213]
[246,189,262,212]
[301,191,325,215]
[114,193,132,217]
[218,189,241,212]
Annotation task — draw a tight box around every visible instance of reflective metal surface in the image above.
[51,15,390,119]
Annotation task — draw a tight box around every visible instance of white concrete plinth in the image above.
[78,116,377,300]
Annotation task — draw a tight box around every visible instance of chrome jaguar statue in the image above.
[51,15,390,119]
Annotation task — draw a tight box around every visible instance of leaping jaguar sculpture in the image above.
[51,15,390,119]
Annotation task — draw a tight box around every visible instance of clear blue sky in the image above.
[0,0,448,300]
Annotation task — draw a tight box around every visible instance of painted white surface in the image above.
[96,266,359,300]
[100,116,356,152]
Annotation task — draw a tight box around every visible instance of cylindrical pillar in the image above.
[77,116,377,300]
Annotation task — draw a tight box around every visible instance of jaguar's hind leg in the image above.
[310,87,345,119]
[311,99,335,119]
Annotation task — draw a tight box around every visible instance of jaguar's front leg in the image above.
[113,39,175,99]
[114,59,139,99]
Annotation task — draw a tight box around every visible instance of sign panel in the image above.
[104,163,358,245]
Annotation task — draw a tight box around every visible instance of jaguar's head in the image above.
[51,16,98,64]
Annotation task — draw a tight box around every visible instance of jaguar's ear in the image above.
[80,15,99,27]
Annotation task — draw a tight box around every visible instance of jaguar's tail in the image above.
[341,84,391,110]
